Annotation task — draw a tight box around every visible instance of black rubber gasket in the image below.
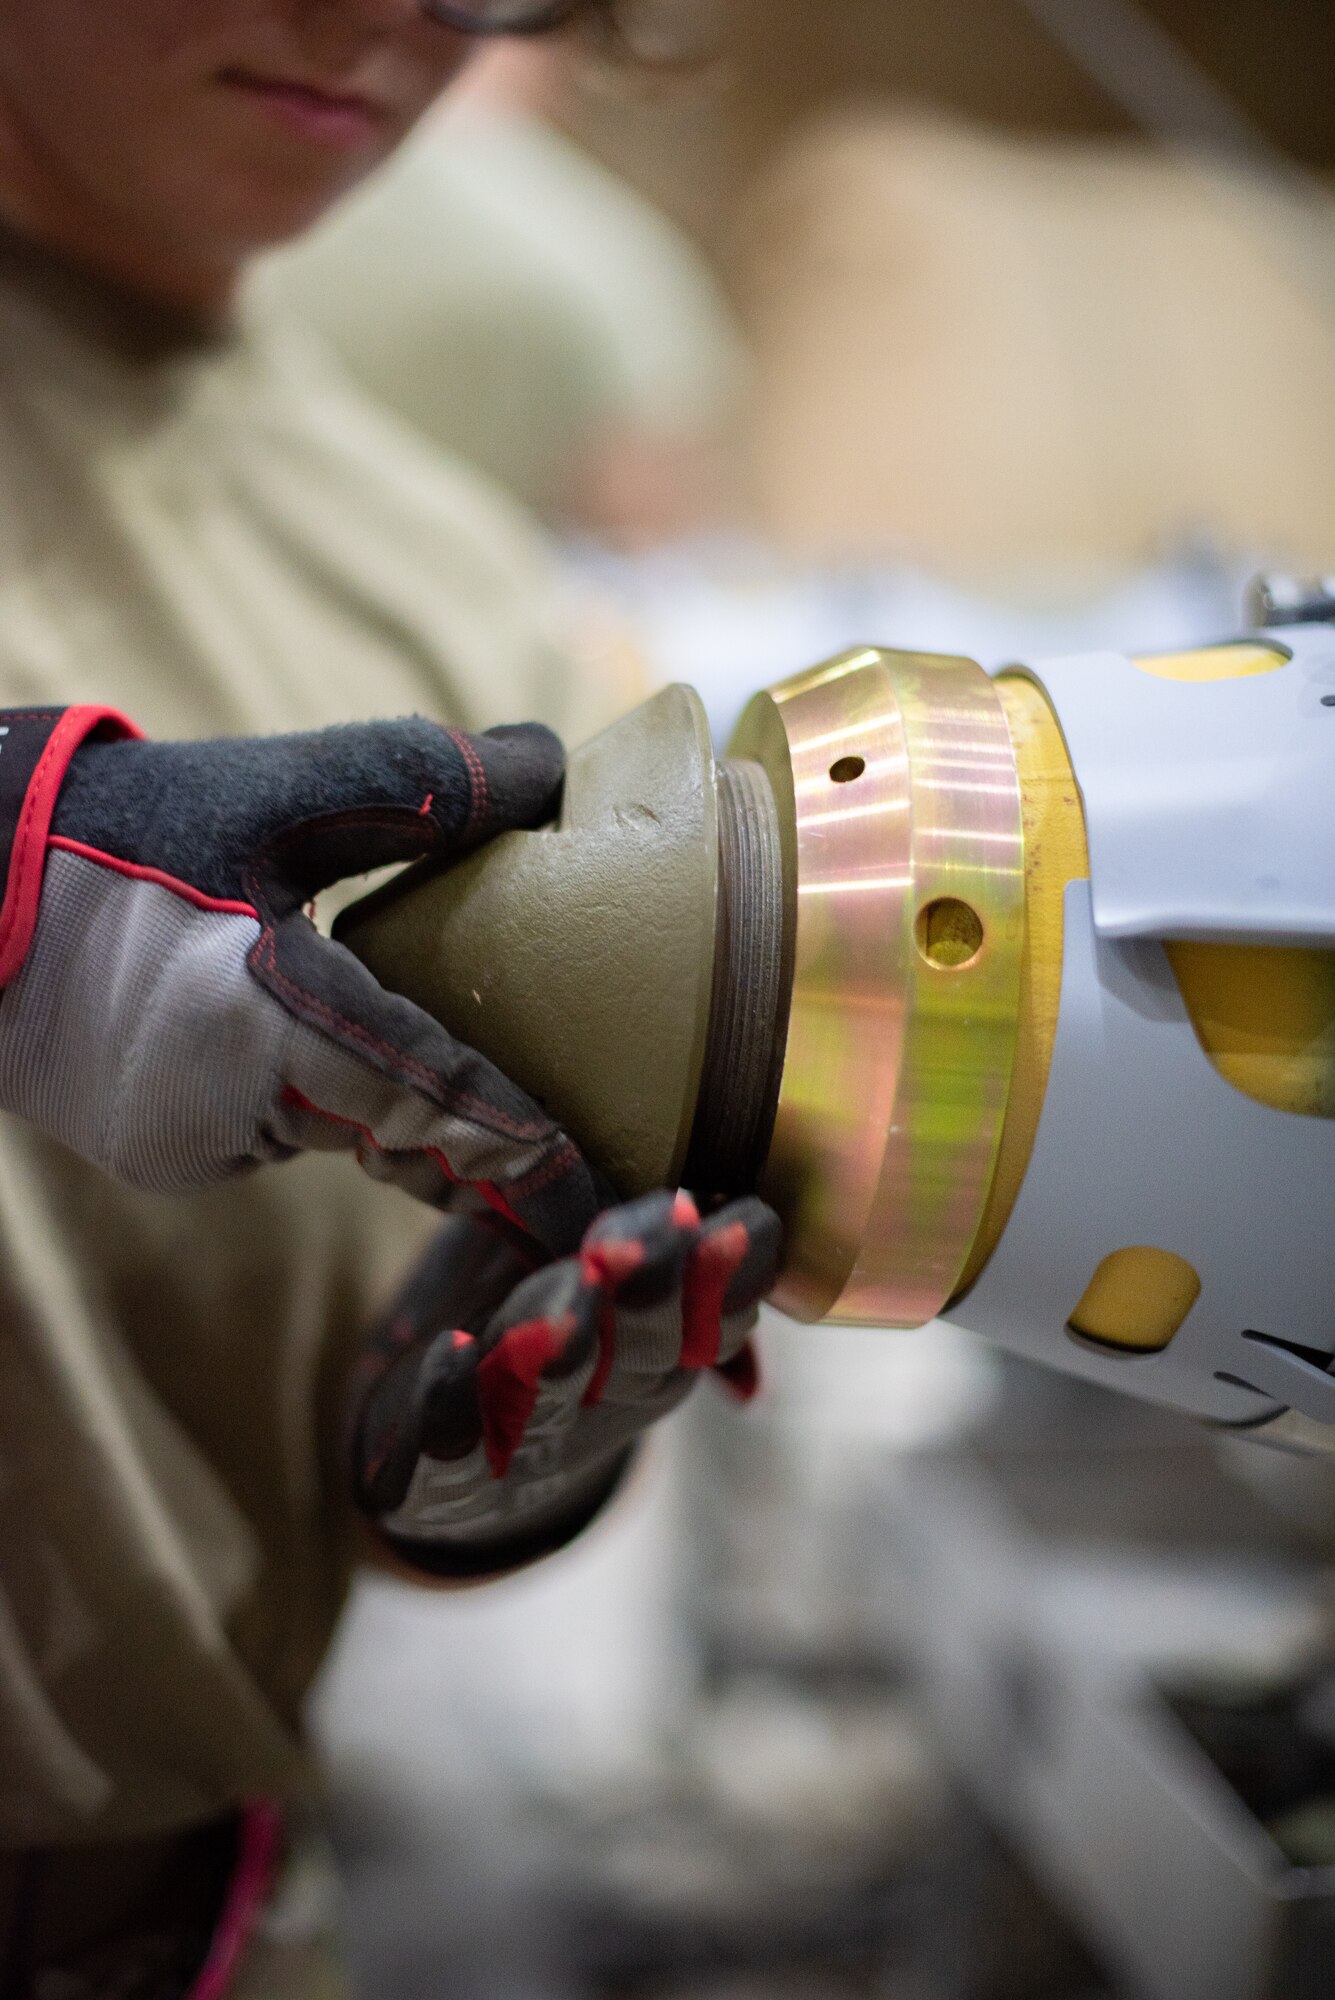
[684,759,793,1199]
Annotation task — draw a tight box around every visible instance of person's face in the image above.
[0,1,472,273]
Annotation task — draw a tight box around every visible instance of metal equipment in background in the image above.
[876,1367,1335,2000]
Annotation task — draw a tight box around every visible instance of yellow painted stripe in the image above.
[1133,642,1288,683]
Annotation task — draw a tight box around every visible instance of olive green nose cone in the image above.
[336,685,721,1197]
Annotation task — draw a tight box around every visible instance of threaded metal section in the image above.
[685,758,792,1196]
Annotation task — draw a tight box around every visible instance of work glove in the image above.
[351,1190,782,1577]
[0,704,602,1250]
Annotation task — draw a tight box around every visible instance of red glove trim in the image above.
[279,1085,524,1231]
[714,1338,761,1403]
[680,1218,750,1369]
[47,837,261,920]
[477,1316,564,1477]
[0,705,142,984]
[184,1800,283,2000]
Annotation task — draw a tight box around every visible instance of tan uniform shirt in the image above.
[0,234,637,1848]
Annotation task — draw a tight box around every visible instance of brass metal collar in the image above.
[731,649,1026,1325]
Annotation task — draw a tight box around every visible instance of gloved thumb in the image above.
[51,716,566,912]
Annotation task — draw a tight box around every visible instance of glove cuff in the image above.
[372,1447,635,1582]
[0,705,142,984]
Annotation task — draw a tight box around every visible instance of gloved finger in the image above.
[715,1198,784,1315]
[581,1189,700,1306]
[245,718,566,910]
[577,1190,704,1401]
[471,722,568,830]
[400,1210,545,1342]
[354,1326,483,1516]
[51,716,565,912]
[350,1213,541,1515]
[263,924,608,1253]
[353,1210,540,1407]
[474,1258,604,1478]
[680,1196,783,1369]
[357,1249,604,1510]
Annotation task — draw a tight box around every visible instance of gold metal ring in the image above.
[731,649,1026,1324]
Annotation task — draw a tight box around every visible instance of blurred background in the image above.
[250,4,1335,1994]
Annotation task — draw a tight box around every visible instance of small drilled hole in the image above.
[829,755,865,784]
[915,897,984,969]
[1322,695,1335,708]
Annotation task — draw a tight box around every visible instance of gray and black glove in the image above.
[352,1191,781,1577]
[0,704,601,1249]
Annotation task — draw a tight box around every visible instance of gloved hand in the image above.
[351,1190,782,1577]
[0,704,601,1250]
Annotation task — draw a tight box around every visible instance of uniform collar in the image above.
[0,218,234,364]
